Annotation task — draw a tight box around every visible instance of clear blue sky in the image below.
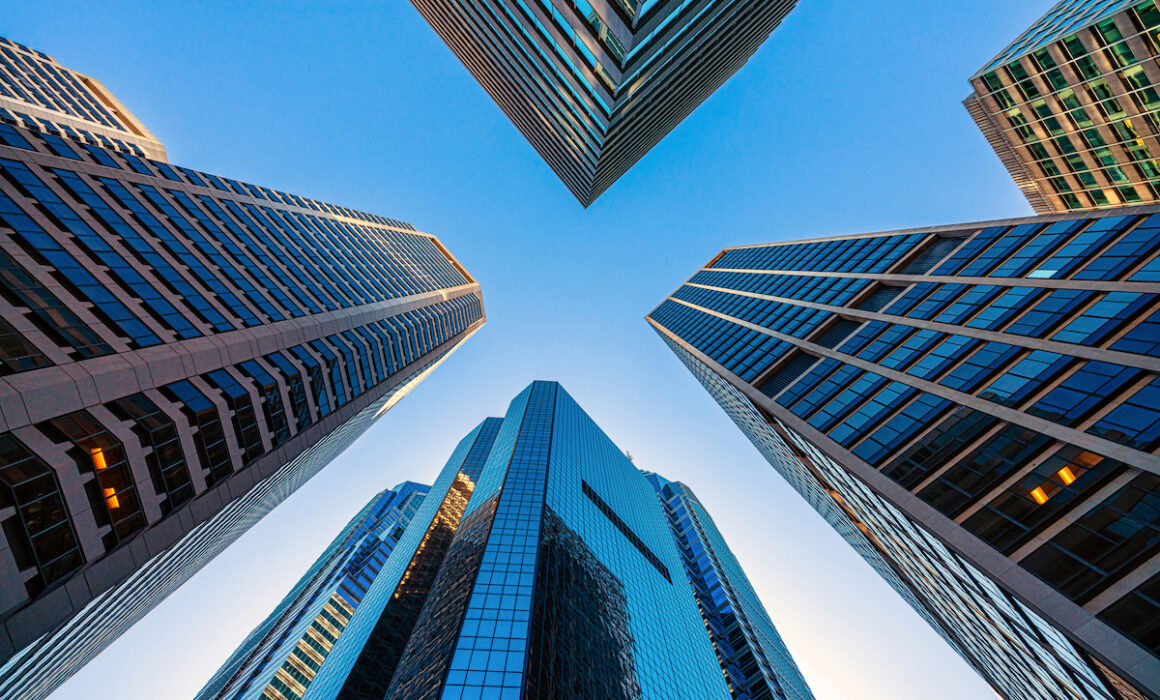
[5,1,1052,698]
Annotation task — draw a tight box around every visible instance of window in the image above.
[239,360,291,448]
[205,369,265,466]
[1021,475,1160,604]
[107,393,194,515]
[918,424,1053,517]
[964,447,1123,554]
[1028,362,1143,427]
[1087,375,1160,451]
[38,411,147,548]
[163,379,234,486]
[0,433,85,597]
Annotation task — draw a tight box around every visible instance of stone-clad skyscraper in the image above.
[651,207,1160,699]
[201,382,814,700]
[408,0,799,206]
[0,36,484,699]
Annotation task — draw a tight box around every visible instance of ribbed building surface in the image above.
[204,382,810,699]
[196,483,430,700]
[650,207,1160,700]
[408,0,797,206]
[0,37,165,160]
[966,0,1160,213]
[646,473,815,700]
[0,37,484,700]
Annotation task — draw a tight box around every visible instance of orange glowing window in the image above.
[1057,466,1077,485]
[103,486,120,509]
[1030,487,1049,505]
[90,447,108,471]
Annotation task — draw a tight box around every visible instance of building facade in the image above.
[645,473,815,700]
[205,382,801,699]
[0,37,165,160]
[966,0,1160,213]
[649,207,1160,700]
[196,483,430,700]
[408,0,798,206]
[0,38,484,699]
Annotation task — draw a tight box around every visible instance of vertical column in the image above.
[439,381,557,700]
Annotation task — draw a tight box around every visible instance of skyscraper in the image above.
[197,483,431,700]
[203,382,811,699]
[650,208,1160,700]
[408,0,798,206]
[645,473,815,700]
[966,0,1160,213]
[0,37,484,699]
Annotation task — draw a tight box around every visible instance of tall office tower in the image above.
[0,37,484,699]
[408,0,798,206]
[649,208,1160,700]
[206,382,743,699]
[645,473,815,700]
[198,483,430,700]
[966,0,1160,214]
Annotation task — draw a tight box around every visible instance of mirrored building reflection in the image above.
[650,207,1160,700]
[407,0,799,206]
[202,382,815,700]
[0,36,484,699]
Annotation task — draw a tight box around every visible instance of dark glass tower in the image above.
[650,207,1160,700]
[197,483,430,700]
[645,473,815,700]
[0,37,484,699]
[203,382,813,699]
[408,0,799,206]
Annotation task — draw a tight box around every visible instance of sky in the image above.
[3,1,1058,698]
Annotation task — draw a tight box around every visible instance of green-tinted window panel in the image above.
[1137,0,1160,31]
[1063,34,1089,59]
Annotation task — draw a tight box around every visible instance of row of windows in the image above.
[672,285,830,343]
[709,215,1160,284]
[0,108,148,160]
[0,41,124,130]
[0,106,415,230]
[979,0,1145,72]
[649,299,792,382]
[711,233,925,274]
[658,275,1160,460]
[0,135,472,363]
[689,270,870,306]
[0,294,480,604]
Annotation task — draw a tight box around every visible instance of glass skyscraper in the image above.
[0,37,484,699]
[645,473,815,700]
[650,208,1160,700]
[202,381,813,699]
[407,0,799,206]
[197,483,430,700]
[966,0,1160,213]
